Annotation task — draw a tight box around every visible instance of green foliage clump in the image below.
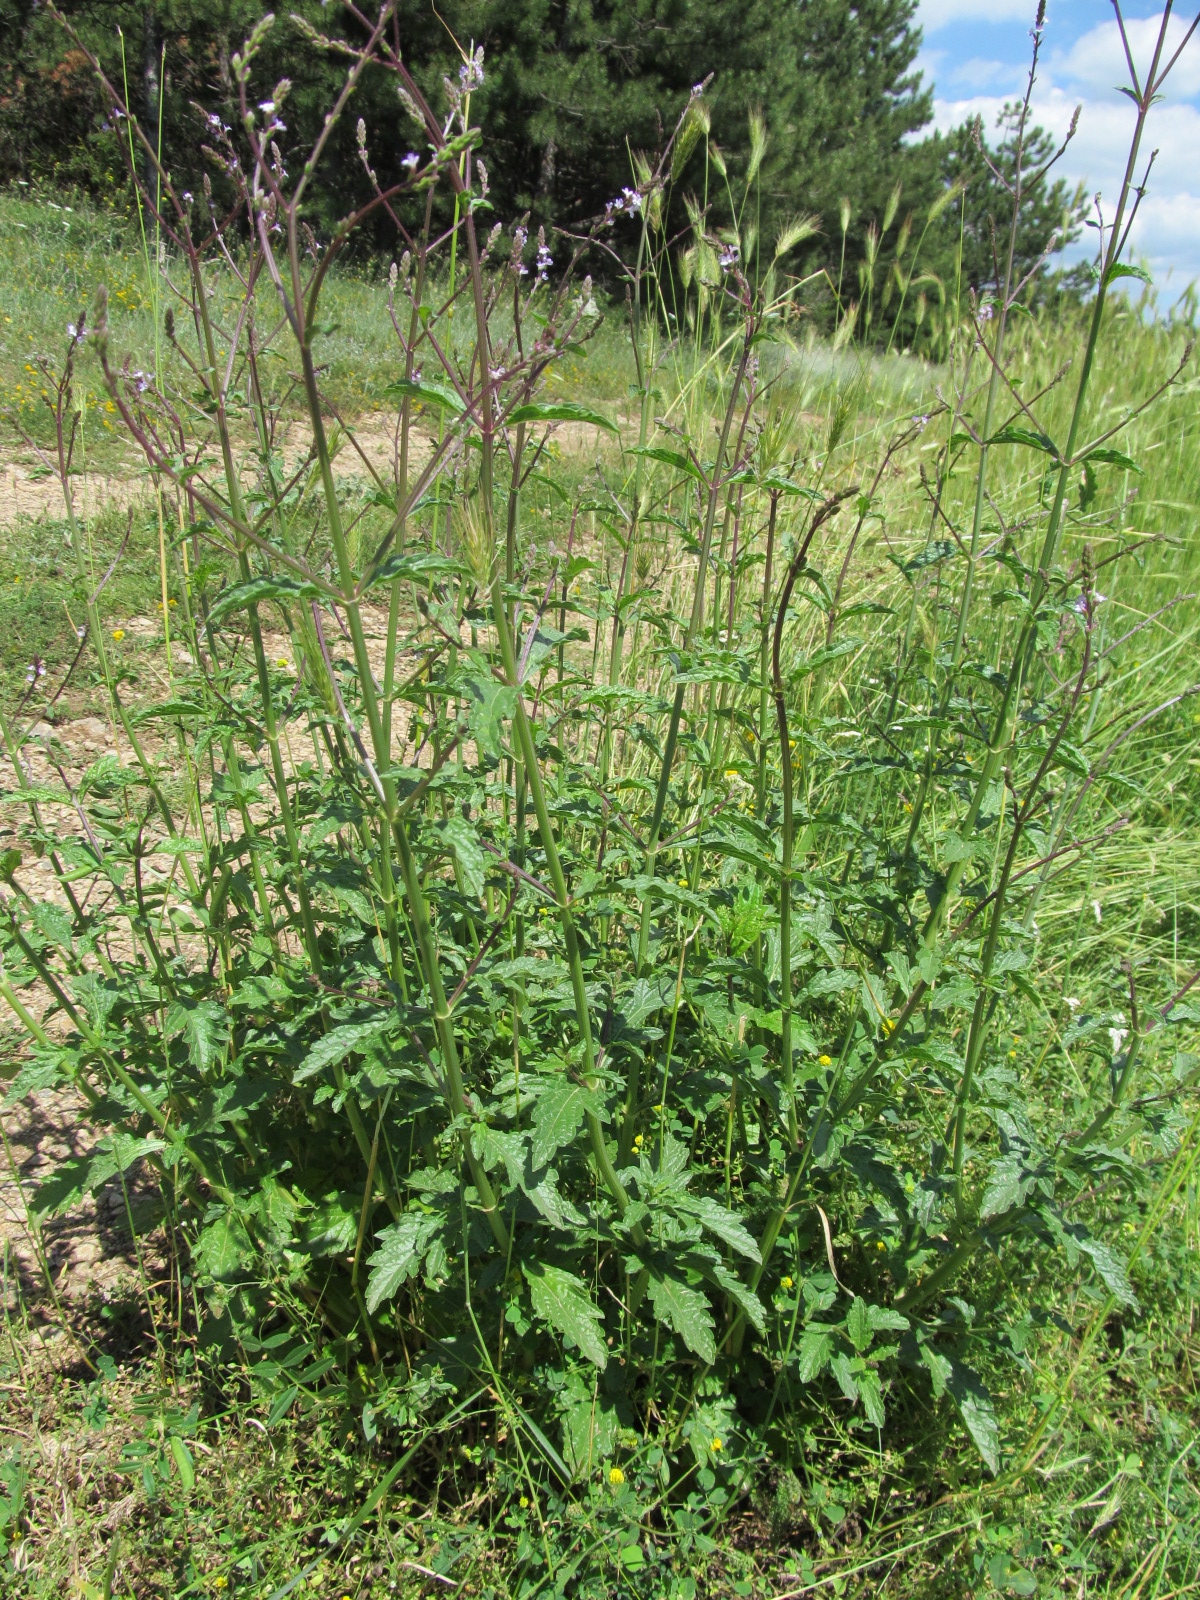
[0,7,1197,1596]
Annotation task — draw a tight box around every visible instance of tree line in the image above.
[0,0,1085,347]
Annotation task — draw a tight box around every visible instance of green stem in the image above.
[635,329,755,974]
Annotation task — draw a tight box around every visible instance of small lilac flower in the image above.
[459,48,485,93]
[402,152,420,172]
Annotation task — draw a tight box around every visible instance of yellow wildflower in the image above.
[725,768,738,779]
[818,1054,832,1067]
[710,1437,723,1453]
[633,1133,644,1147]
[111,628,126,641]
[519,1495,530,1509]
[608,1465,625,1485]
[780,1275,794,1289]
[881,1018,896,1035]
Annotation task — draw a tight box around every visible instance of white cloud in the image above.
[917,0,1033,32]
[1056,12,1200,100]
[946,56,1020,92]
[926,11,1200,289]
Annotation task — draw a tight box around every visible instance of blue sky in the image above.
[915,2,1200,292]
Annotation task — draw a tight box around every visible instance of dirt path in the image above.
[0,410,621,527]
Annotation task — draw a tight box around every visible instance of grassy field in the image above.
[0,135,1198,1600]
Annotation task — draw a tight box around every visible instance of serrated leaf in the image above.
[302,1192,361,1256]
[615,975,674,1029]
[517,622,588,682]
[625,875,722,929]
[193,1211,253,1282]
[524,1169,588,1231]
[458,670,517,758]
[365,1212,446,1312]
[701,1256,766,1333]
[919,1342,1000,1472]
[1104,261,1152,288]
[672,647,757,686]
[557,1374,621,1472]
[684,1196,761,1262]
[508,401,618,434]
[830,1351,860,1402]
[169,998,229,1072]
[1081,445,1141,472]
[430,815,487,899]
[793,639,861,677]
[761,471,822,499]
[208,575,320,626]
[980,1153,1029,1221]
[628,445,704,481]
[946,1360,1001,1474]
[646,1269,716,1363]
[32,1153,91,1217]
[294,1019,389,1084]
[531,1078,604,1167]
[867,1305,910,1333]
[384,377,465,414]
[1068,1224,1138,1308]
[82,1132,167,1198]
[857,1367,885,1428]
[845,1296,873,1353]
[898,537,956,575]
[364,551,469,589]
[797,1325,833,1381]
[987,424,1060,460]
[524,1261,608,1368]
[32,901,73,949]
